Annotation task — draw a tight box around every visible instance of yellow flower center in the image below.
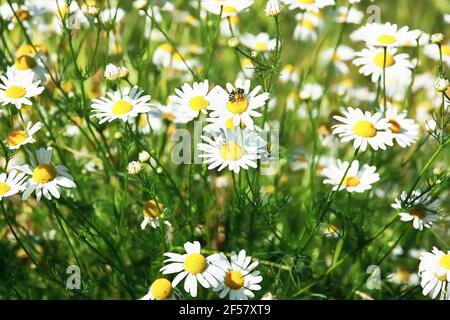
[325,224,338,234]
[301,19,315,29]
[172,53,184,62]
[112,100,133,115]
[353,120,377,138]
[162,113,176,121]
[373,52,395,68]
[32,164,57,184]
[298,0,315,4]
[15,55,37,70]
[343,176,360,187]
[410,207,426,219]
[227,98,249,114]
[222,6,237,14]
[150,278,173,300]
[397,270,411,282]
[225,270,245,290]
[220,142,244,161]
[16,8,30,21]
[5,86,26,99]
[7,130,28,147]
[255,42,268,51]
[389,119,401,133]
[16,44,36,57]
[441,45,450,57]
[439,254,450,270]
[184,253,207,275]
[189,96,209,111]
[0,182,11,196]
[143,200,163,219]
[377,34,396,45]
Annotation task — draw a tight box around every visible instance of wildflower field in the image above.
[0,0,450,301]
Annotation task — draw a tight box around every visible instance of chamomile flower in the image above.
[9,46,47,83]
[383,105,419,148]
[197,128,266,173]
[140,199,172,230]
[387,269,419,286]
[332,107,394,152]
[212,250,263,300]
[14,147,76,201]
[293,12,323,42]
[358,22,418,47]
[160,241,225,298]
[419,247,450,300]
[424,42,450,68]
[140,278,179,300]
[334,6,363,24]
[0,170,28,201]
[207,79,269,130]
[201,0,254,18]
[240,33,276,53]
[90,86,152,124]
[0,70,44,109]
[392,190,440,231]
[353,47,413,83]
[320,45,354,74]
[322,159,380,193]
[170,80,214,119]
[6,121,43,150]
[284,0,335,12]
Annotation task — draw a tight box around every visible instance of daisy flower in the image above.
[14,147,76,201]
[170,80,214,119]
[9,48,47,83]
[140,278,180,300]
[322,224,340,238]
[387,269,419,286]
[299,83,323,101]
[0,70,45,109]
[140,199,172,230]
[90,86,152,124]
[6,121,43,150]
[201,0,254,18]
[392,190,440,231]
[424,42,450,68]
[284,0,335,12]
[322,159,380,193]
[358,22,418,47]
[212,250,263,300]
[293,12,323,42]
[353,46,413,83]
[240,33,276,53]
[419,247,450,300]
[332,107,394,152]
[160,241,225,298]
[207,79,269,130]
[383,104,419,148]
[334,6,363,24]
[0,170,28,201]
[197,128,266,173]
[320,45,354,75]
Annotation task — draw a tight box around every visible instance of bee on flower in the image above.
[207,79,269,130]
